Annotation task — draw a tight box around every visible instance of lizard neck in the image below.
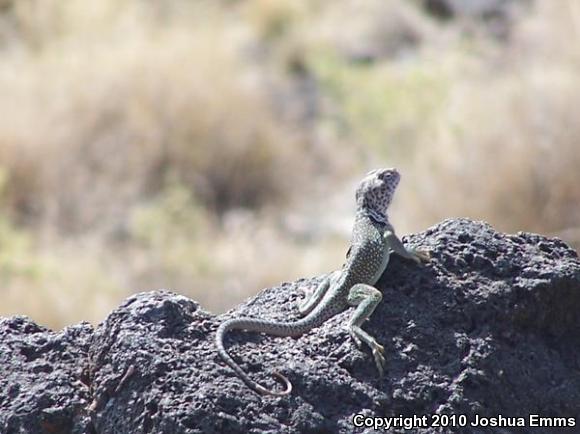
[357,208,390,227]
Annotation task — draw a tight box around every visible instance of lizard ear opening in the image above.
[355,186,363,207]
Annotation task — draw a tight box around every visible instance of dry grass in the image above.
[0,0,342,328]
[0,0,311,232]
[0,0,578,329]
[400,0,580,238]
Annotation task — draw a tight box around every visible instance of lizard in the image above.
[215,168,430,396]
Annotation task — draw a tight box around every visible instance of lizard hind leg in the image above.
[347,284,386,377]
[298,271,340,316]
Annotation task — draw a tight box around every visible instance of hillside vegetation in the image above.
[0,0,578,328]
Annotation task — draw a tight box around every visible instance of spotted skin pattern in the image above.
[215,168,429,396]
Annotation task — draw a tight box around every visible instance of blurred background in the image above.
[0,0,578,329]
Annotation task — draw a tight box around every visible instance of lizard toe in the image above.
[349,332,363,348]
[415,248,431,263]
[373,350,386,377]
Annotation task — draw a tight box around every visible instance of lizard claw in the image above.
[373,347,386,377]
[368,339,386,376]
[352,333,387,376]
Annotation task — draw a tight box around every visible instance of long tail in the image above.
[216,318,293,396]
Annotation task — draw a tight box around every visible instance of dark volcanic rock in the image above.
[0,318,93,433]
[1,218,579,433]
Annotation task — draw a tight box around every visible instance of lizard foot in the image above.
[297,284,317,316]
[298,285,314,299]
[348,327,386,376]
[411,248,431,264]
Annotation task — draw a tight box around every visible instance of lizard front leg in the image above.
[384,230,430,264]
[347,284,386,376]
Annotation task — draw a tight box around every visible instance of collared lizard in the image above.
[216,168,429,396]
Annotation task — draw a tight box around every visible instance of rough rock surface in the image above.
[1,219,579,433]
[0,319,93,433]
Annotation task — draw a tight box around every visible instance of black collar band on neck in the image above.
[360,208,388,225]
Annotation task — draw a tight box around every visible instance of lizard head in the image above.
[355,168,400,223]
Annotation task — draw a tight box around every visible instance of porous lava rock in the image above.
[1,219,579,433]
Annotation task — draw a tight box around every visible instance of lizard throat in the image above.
[361,208,389,225]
